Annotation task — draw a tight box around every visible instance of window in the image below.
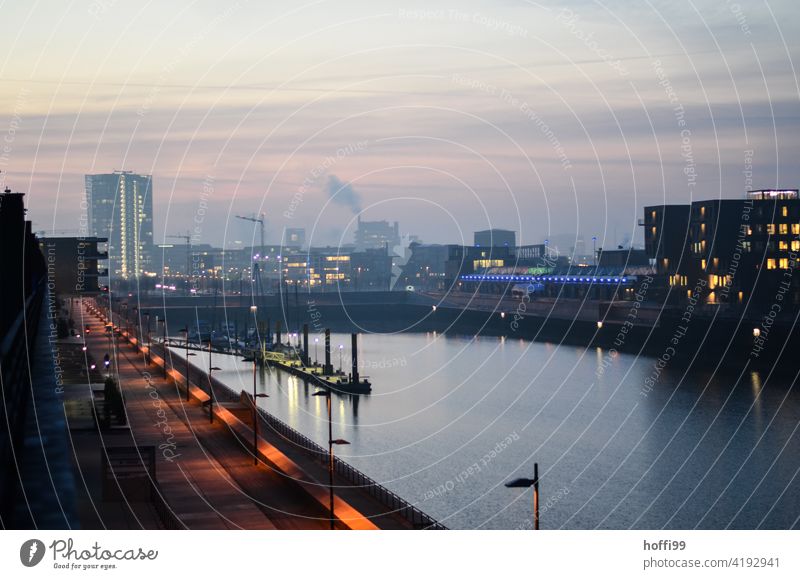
[793,224,800,235]
[767,258,777,270]
[779,223,789,235]
[780,241,789,250]
[780,258,790,269]
[793,240,800,252]
[701,259,707,269]
[767,224,776,234]
[782,206,789,217]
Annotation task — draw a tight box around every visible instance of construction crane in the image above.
[166,233,192,295]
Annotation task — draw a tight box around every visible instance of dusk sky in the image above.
[2,0,799,250]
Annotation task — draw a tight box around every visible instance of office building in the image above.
[643,189,800,306]
[85,171,154,279]
[474,229,516,248]
[354,217,400,251]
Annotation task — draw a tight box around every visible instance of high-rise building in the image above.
[85,171,154,279]
[354,217,400,251]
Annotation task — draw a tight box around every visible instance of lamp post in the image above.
[505,463,540,530]
[143,311,151,365]
[208,340,221,423]
[592,236,597,266]
[243,356,269,465]
[157,316,168,379]
[132,306,138,345]
[314,337,319,367]
[250,305,259,356]
[338,344,343,373]
[180,327,196,401]
[312,389,349,530]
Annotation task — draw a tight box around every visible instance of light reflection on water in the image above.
[175,332,800,529]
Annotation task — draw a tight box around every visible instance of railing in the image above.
[118,312,446,530]
[249,400,446,530]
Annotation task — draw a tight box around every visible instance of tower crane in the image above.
[235,213,266,291]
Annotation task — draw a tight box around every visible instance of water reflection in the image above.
[173,333,800,529]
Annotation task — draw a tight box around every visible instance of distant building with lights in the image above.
[85,171,154,279]
[643,189,800,306]
[474,229,516,248]
[283,228,306,248]
[354,217,400,251]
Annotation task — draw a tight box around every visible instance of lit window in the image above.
[767,258,777,270]
[767,224,776,234]
[793,224,800,235]
[780,241,789,250]
[793,240,800,251]
[782,206,789,217]
[779,223,789,234]
[701,259,707,269]
[780,258,789,269]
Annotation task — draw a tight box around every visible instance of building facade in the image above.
[474,229,516,248]
[354,217,400,251]
[85,171,154,279]
[643,189,800,307]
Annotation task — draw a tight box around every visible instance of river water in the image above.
[179,332,800,529]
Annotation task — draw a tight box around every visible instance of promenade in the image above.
[75,300,418,530]
[77,302,330,529]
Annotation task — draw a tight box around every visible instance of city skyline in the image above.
[2,0,799,249]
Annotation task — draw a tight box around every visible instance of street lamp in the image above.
[250,304,259,355]
[143,311,151,365]
[314,337,319,367]
[179,327,196,401]
[157,316,168,379]
[505,463,540,530]
[207,340,221,423]
[243,356,269,465]
[312,389,350,530]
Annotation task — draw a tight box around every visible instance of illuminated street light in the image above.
[505,463,540,530]
[313,390,350,530]
[243,356,269,465]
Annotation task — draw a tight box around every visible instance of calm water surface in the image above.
[179,333,800,529]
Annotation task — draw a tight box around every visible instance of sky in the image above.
[1,0,799,251]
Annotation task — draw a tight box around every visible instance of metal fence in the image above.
[141,327,446,529]
[249,402,446,529]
